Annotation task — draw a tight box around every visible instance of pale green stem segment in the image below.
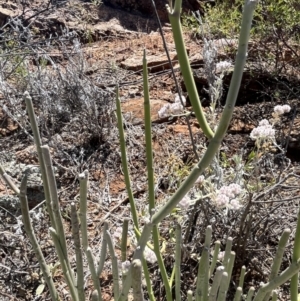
[132,259,144,301]
[79,170,89,251]
[291,209,300,301]
[271,290,278,301]
[209,266,224,301]
[209,241,221,277]
[246,287,255,301]
[115,85,139,230]
[143,48,172,301]
[225,252,236,291]
[97,222,108,277]
[217,272,228,301]
[0,165,20,195]
[42,145,75,284]
[92,291,100,301]
[50,227,79,301]
[70,202,85,301]
[121,218,129,262]
[254,259,300,301]
[222,237,233,272]
[23,91,56,229]
[105,230,120,299]
[19,176,60,301]
[167,0,214,139]
[238,266,246,288]
[118,3,258,299]
[121,218,129,285]
[118,223,153,301]
[187,290,194,301]
[115,85,156,301]
[175,223,182,301]
[233,287,243,301]
[264,229,291,301]
[86,248,102,301]
[196,226,212,301]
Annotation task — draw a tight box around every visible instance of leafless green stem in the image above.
[132,259,144,301]
[70,202,85,301]
[175,223,182,301]
[23,91,55,227]
[50,227,79,301]
[106,230,120,299]
[19,176,60,301]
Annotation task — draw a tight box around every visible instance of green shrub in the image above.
[202,0,300,40]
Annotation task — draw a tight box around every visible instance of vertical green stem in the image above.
[264,229,291,301]
[24,91,55,229]
[42,146,75,284]
[79,170,89,251]
[115,85,139,230]
[143,48,172,301]
[50,227,79,301]
[19,176,60,301]
[175,224,182,301]
[196,226,211,301]
[70,203,85,301]
[291,209,300,301]
[167,0,214,139]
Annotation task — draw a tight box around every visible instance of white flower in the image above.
[215,194,229,208]
[216,61,232,73]
[250,120,275,140]
[113,227,123,240]
[282,104,291,113]
[258,119,270,126]
[119,260,131,275]
[215,184,242,210]
[170,102,184,115]
[178,195,191,209]
[144,247,157,264]
[218,251,225,261]
[158,104,170,118]
[228,183,242,196]
[219,186,235,198]
[158,98,185,118]
[228,199,242,210]
[174,93,186,106]
[274,105,285,115]
[274,104,291,115]
[195,175,205,184]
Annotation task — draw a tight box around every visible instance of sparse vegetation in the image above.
[0,0,300,300]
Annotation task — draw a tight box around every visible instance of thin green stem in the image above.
[291,209,300,301]
[115,85,139,230]
[196,226,211,301]
[167,0,214,139]
[143,48,172,301]
[70,203,85,301]
[19,176,60,301]
[175,224,182,301]
[50,227,79,301]
[24,91,55,229]
[264,229,291,301]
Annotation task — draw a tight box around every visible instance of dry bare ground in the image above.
[0,1,300,300]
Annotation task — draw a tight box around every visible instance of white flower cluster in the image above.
[274,104,291,115]
[250,119,275,140]
[119,260,131,275]
[216,61,232,73]
[215,183,242,210]
[144,246,157,264]
[178,195,191,209]
[195,175,205,184]
[158,93,186,118]
[113,227,123,240]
